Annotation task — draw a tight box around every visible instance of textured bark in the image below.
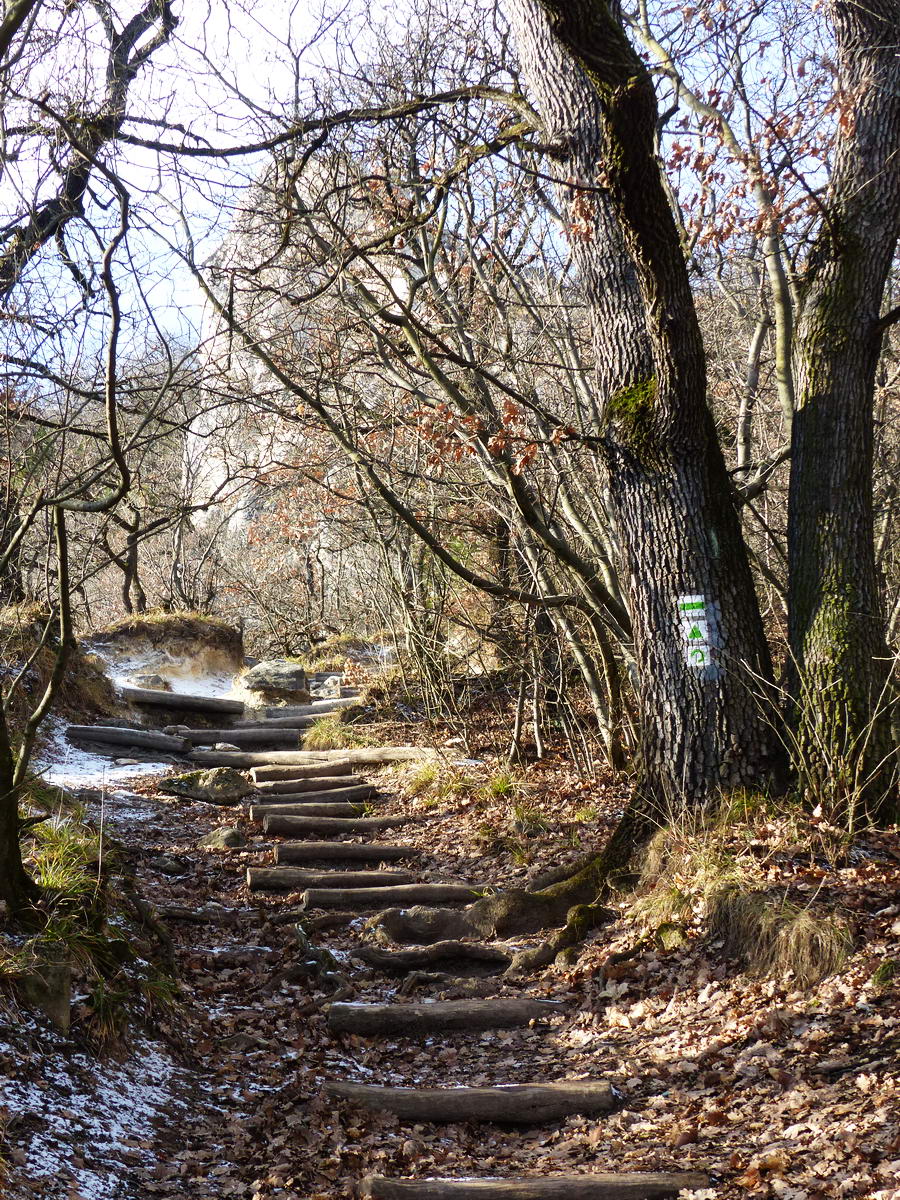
[246,867,415,892]
[255,774,365,793]
[65,726,188,753]
[252,784,376,805]
[176,727,301,747]
[323,1080,614,1122]
[504,0,782,804]
[190,746,430,768]
[276,840,419,864]
[262,813,412,836]
[788,0,900,824]
[353,941,511,973]
[0,717,37,910]
[327,998,561,1036]
[300,883,484,910]
[250,801,370,821]
[251,761,354,782]
[123,687,244,714]
[360,1174,709,1199]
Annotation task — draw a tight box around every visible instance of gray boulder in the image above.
[241,660,311,703]
[158,766,253,806]
[198,826,246,849]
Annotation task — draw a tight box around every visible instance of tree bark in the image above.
[788,0,900,825]
[360,1173,709,1199]
[246,867,416,891]
[122,687,244,714]
[327,997,561,1036]
[503,0,782,804]
[276,840,419,864]
[323,1080,614,1122]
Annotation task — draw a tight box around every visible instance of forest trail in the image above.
[28,689,707,1199]
[13,679,897,1200]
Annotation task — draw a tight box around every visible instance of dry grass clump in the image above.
[632,804,853,988]
[708,885,852,987]
[302,711,374,751]
[90,611,243,655]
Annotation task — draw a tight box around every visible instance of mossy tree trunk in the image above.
[0,710,38,911]
[788,0,900,826]
[505,0,783,807]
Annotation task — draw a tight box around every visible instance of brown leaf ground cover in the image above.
[1,699,898,1200]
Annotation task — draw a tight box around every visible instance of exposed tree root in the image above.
[372,799,657,954]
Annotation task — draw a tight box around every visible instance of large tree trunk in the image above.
[788,0,900,825]
[0,711,38,911]
[504,0,782,804]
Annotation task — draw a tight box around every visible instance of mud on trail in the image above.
[3,689,899,1199]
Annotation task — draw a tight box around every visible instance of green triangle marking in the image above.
[687,624,703,640]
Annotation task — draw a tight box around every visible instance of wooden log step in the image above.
[263,813,412,837]
[324,1080,614,1123]
[189,747,432,768]
[277,841,420,864]
[353,941,511,973]
[247,867,417,892]
[266,698,359,718]
[359,1173,709,1199]
[254,785,377,806]
[255,775,366,794]
[66,726,188,753]
[122,686,244,714]
[251,761,355,783]
[175,728,301,748]
[235,715,316,729]
[302,883,483,910]
[328,998,562,1036]
[251,802,369,821]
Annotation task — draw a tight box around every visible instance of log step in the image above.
[190,747,432,768]
[173,727,300,748]
[277,841,420,864]
[301,883,483,910]
[235,715,316,729]
[359,1174,709,1199]
[122,686,244,714]
[263,813,413,837]
[352,941,511,973]
[251,761,355,783]
[251,802,370,821]
[66,726,188,753]
[254,785,377,806]
[255,775,366,794]
[247,867,417,892]
[328,998,561,1036]
[265,698,359,718]
[324,1080,614,1123]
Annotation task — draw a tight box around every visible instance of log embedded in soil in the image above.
[266,698,359,718]
[263,813,412,837]
[324,1080,614,1123]
[189,746,432,768]
[251,761,355,783]
[352,941,511,973]
[328,997,562,1036]
[121,686,244,714]
[255,775,365,794]
[177,728,300,748]
[234,715,315,729]
[359,1174,709,1199]
[65,726,188,753]
[251,802,370,821]
[276,841,420,864]
[254,785,377,806]
[247,867,417,892]
[302,883,483,909]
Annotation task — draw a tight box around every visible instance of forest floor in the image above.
[2,696,899,1200]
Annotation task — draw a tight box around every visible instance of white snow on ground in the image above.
[0,1028,193,1199]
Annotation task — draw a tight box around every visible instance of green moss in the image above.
[604,377,660,457]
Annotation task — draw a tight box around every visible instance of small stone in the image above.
[114,758,140,766]
[214,742,241,751]
[198,826,246,849]
[149,854,187,875]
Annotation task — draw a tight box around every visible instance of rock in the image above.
[148,854,188,875]
[158,767,253,805]
[20,958,72,1033]
[114,758,140,766]
[129,673,172,691]
[241,660,311,703]
[214,742,241,751]
[199,826,246,849]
